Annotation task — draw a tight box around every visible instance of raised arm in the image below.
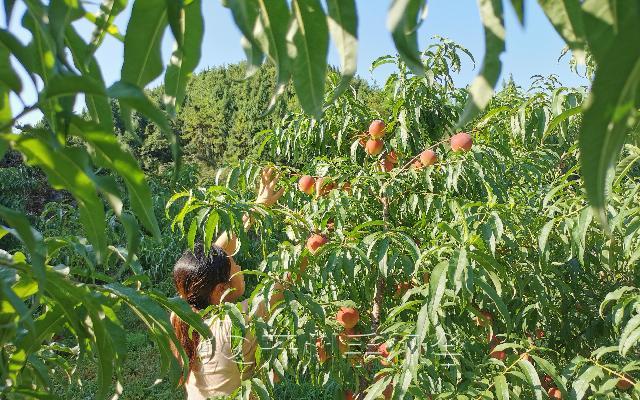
[214,167,285,301]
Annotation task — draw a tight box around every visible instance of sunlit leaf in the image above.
[289,0,329,118]
[578,1,640,226]
[387,0,426,76]
[458,0,505,126]
[326,0,358,102]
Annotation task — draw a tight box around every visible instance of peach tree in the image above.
[0,0,638,398]
[168,44,639,399]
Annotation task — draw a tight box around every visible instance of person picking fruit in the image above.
[169,167,287,399]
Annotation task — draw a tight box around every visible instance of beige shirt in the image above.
[184,312,257,399]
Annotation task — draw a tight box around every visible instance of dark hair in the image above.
[171,242,231,374]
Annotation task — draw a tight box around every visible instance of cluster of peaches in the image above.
[359,119,473,172]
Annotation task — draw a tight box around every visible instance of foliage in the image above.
[169,42,640,399]
[0,0,639,399]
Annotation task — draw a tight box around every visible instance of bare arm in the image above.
[214,167,285,302]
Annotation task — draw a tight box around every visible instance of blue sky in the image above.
[4,0,588,125]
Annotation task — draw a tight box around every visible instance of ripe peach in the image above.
[542,375,554,390]
[366,139,384,156]
[344,390,355,400]
[378,342,395,366]
[298,175,315,195]
[378,343,390,358]
[411,160,423,170]
[385,151,398,164]
[394,281,412,297]
[450,132,473,152]
[490,350,506,361]
[306,234,328,254]
[475,310,493,327]
[419,149,437,166]
[617,374,634,391]
[316,338,328,363]
[547,387,562,399]
[369,120,386,139]
[380,160,394,172]
[336,307,359,329]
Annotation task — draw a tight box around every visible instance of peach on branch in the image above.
[450,132,473,152]
[474,310,493,327]
[336,307,359,329]
[306,234,328,254]
[298,175,315,195]
[419,149,437,166]
[366,139,384,156]
[617,374,634,391]
[547,388,562,399]
[369,119,386,139]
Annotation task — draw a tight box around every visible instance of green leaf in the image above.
[251,378,270,399]
[148,292,211,339]
[494,374,509,400]
[204,211,220,251]
[538,219,554,262]
[72,122,161,240]
[223,302,246,336]
[530,354,569,397]
[13,135,108,264]
[86,0,128,60]
[4,0,15,26]
[164,0,203,117]
[103,283,186,381]
[64,26,114,132]
[121,0,167,87]
[326,0,357,102]
[543,106,581,138]
[571,365,603,400]
[0,206,46,290]
[476,278,512,333]
[509,0,524,25]
[618,313,640,356]
[578,1,640,227]
[187,218,197,250]
[537,0,586,60]
[458,0,505,126]
[0,42,21,93]
[119,212,140,263]
[429,260,448,325]
[0,80,9,127]
[41,74,106,99]
[48,0,84,52]
[255,0,291,113]
[387,0,426,76]
[517,359,543,400]
[165,0,184,48]
[223,0,264,77]
[287,0,328,118]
